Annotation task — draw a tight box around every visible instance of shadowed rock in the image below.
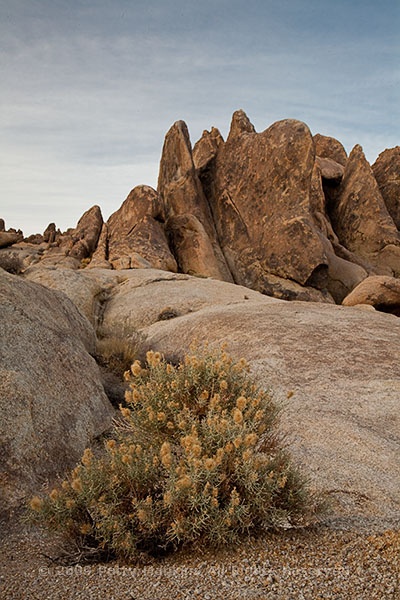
[68,205,103,260]
[330,145,400,275]
[158,120,233,281]
[342,275,400,316]
[372,146,400,230]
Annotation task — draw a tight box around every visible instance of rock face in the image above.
[94,185,177,272]
[0,231,23,248]
[158,120,233,282]
[206,112,336,298]
[329,145,400,273]
[373,146,400,230]
[342,275,400,315]
[141,300,400,524]
[68,205,103,260]
[313,133,348,166]
[0,270,113,512]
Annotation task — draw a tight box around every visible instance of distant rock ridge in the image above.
[1,111,399,305]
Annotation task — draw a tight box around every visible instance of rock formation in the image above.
[372,146,400,230]
[329,145,400,274]
[140,297,400,523]
[92,185,177,271]
[0,270,113,512]
[158,120,233,281]
[3,110,400,307]
[342,275,400,315]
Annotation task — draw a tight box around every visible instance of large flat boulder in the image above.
[0,270,113,512]
[140,301,400,526]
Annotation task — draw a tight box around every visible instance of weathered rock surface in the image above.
[158,120,233,281]
[68,205,103,260]
[342,275,400,315]
[372,146,400,230]
[313,133,348,166]
[315,156,344,182]
[5,111,400,307]
[208,112,331,293]
[0,231,23,248]
[192,127,224,172]
[0,270,113,512]
[329,145,400,273]
[106,185,178,272]
[141,301,400,524]
[23,265,119,325]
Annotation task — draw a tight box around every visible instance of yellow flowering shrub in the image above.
[28,346,316,561]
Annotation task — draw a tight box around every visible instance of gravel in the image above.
[1,514,399,600]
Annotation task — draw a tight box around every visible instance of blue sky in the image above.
[1,0,399,235]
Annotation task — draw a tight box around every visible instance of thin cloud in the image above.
[1,0,399,235]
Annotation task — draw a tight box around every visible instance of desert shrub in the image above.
[0,252,23,274]
[94,335,141,378]
[29,346,315,561]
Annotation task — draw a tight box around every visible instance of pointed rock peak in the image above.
[227,109,256,142]
[112,185,162,223]
[193,127,224,171]
[76,205,103,227]
[170,120,191,144]
[346,144,371,169]
[158,120,195,190]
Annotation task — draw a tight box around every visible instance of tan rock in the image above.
[141,300,400,522]
[167,213,227,279]
[0,270,113,510]
[89,222,111,269]
[105,185,177,272]
[94,268,280,338]
[68,205,103,260]
[23,265,119,325]
[192,127,224,172]
[330,145,400,269]
[313,133,348,166]
[210,112,330,289]
[372,146,400,230]
[0,231,23,248]
[342,275,400,316]
[315,156,344,181]
[158,120,233,282]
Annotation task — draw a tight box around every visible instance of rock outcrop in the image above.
[313,133,348,166]
[140,299,400,524]
[92,185,177,272]
[0,231,23,249]
[329,145,400,274]
[4,110,400,307]
[372,146,400,230]
[342,275,400,315]
[158,120,233,281]
[0,270,113,512]
[203,112,350,301]
[68,205,103,260]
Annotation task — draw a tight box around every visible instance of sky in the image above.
[1,0,399,236]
